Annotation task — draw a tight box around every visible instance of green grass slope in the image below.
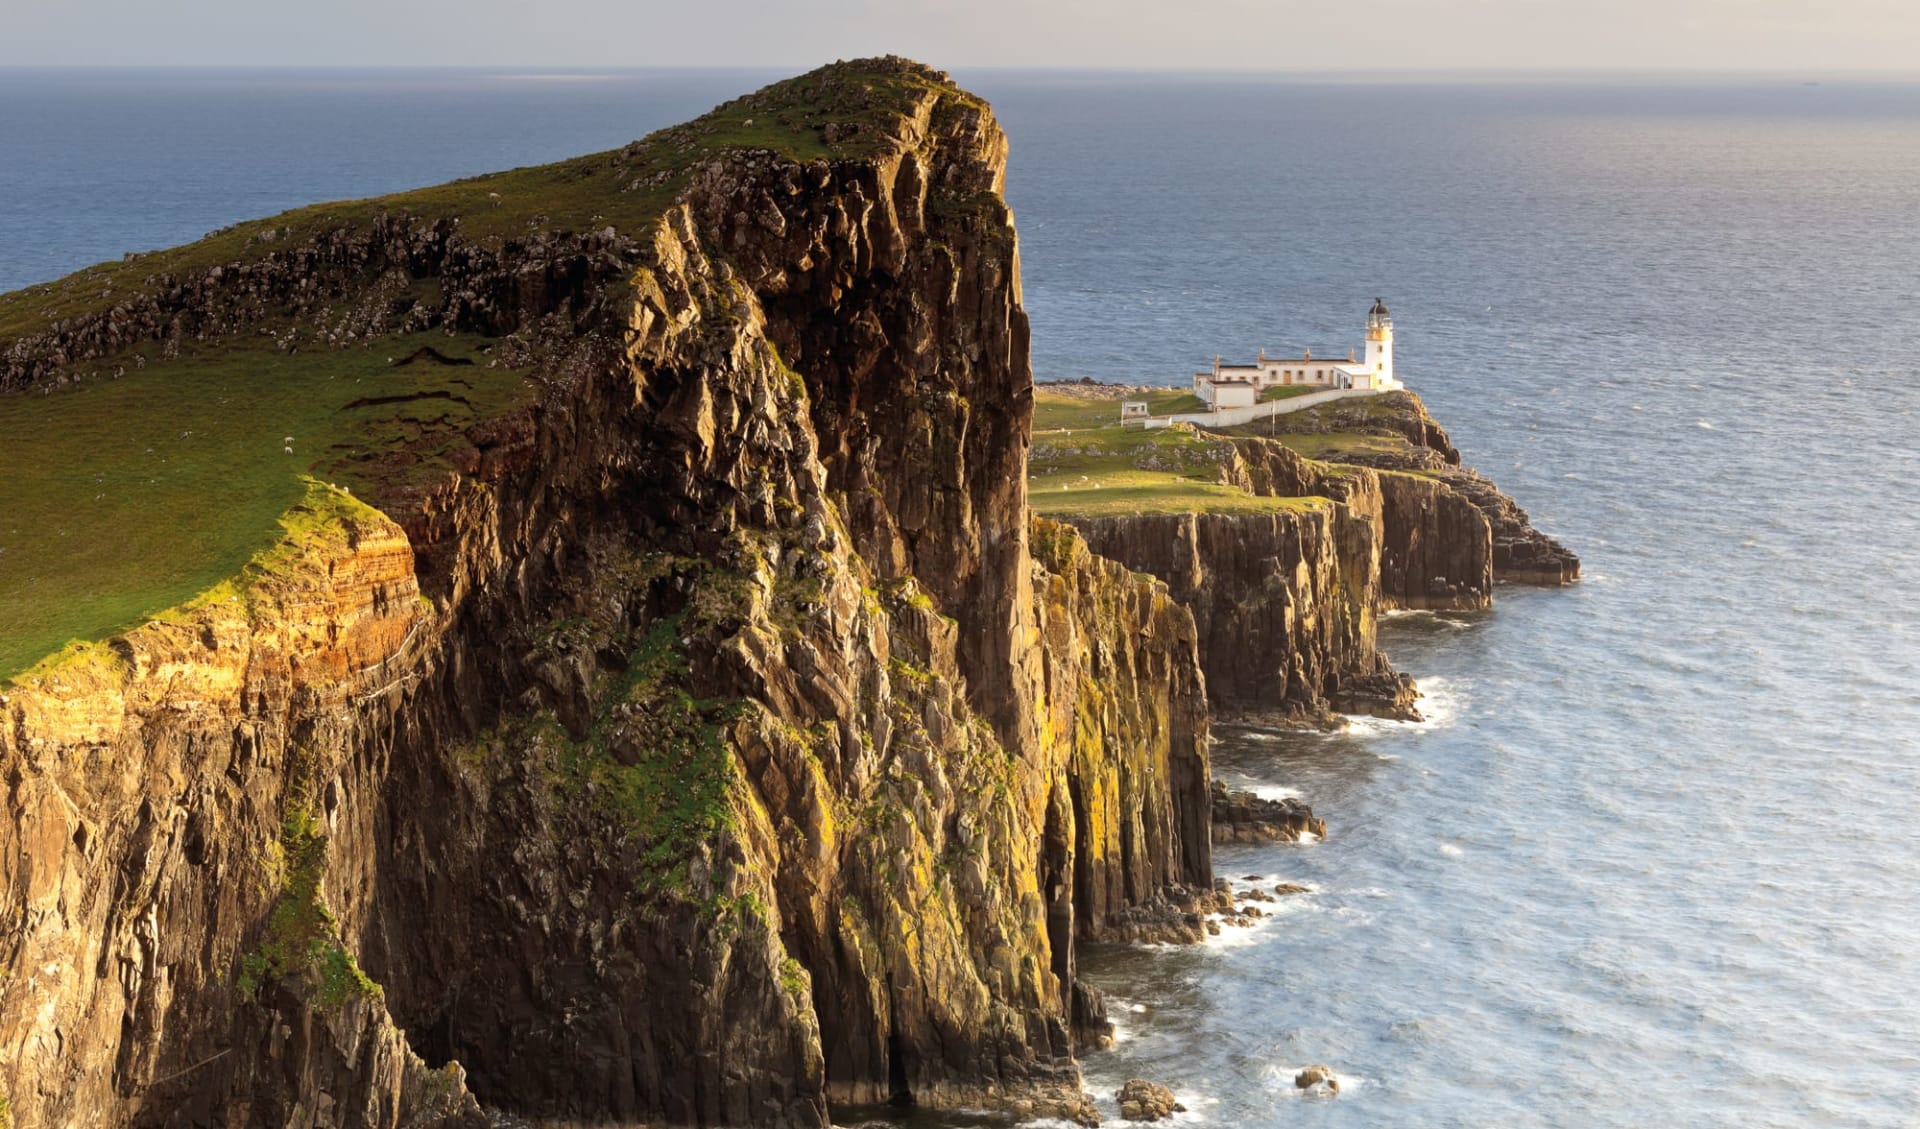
[0,333,528,679]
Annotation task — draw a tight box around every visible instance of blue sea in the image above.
[5,67,1919,1128]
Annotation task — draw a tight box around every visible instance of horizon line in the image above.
[3,62,1920,80]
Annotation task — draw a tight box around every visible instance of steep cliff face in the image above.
[1065,504,1414,725]
[1227,435,1494,613]
[0,485,482,1127]
[0,60,1214,1129]
[1029,520,1212,938]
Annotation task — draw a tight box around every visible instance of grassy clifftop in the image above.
[0,334,523,680]
[1029,387,1338,518]
[0,58,971,683]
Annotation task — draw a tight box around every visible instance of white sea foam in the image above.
[1241,782,1304,802]
[1696,419,1714,429]
[1202,909,1283,948]
[1342,674,1465,735]
[1382,608,1475,631]
[1439,842,1466,857]
[1231,728,1289,743]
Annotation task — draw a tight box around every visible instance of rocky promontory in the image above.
[0,59,1571,1129]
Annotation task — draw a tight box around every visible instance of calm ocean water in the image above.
[5,68,1919,1128]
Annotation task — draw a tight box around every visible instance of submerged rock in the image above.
[1295,1064,1341,1094]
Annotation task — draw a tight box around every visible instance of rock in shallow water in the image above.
[1210,781,1328,843]
[1116,1078,1186,1121]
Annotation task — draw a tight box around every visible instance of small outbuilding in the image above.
[1207,379,1257,409]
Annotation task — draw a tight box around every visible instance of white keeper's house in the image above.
[1194,298,1404,408]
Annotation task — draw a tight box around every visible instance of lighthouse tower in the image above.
[1364,297,1394,385]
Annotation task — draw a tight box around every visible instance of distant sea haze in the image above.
[5,68,1920,1127]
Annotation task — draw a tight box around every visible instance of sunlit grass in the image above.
[1032,388,1204,431]
[0,331,531,681]
[1029,470,1329,518]
[1267,432,1413,459]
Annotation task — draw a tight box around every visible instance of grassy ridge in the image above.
[0,62,969,345]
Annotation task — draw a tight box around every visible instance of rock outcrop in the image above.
[1210,782,1327,844]
[1253,391,1579,586]
[1115,1078,1185,1121]
[0,59,1212,1129]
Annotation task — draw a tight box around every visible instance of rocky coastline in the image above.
[0,61,1575,1128]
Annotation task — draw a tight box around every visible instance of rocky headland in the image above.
[0,60,1574,1128]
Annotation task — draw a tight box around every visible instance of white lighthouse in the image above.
[1364,297,1394,385]
[1188,298,1406,405]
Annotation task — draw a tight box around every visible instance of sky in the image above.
[3,0,1917,72]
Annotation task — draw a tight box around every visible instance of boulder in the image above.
[1116,1079,1185,1121]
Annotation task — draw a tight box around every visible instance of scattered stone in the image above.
[1116,1078,1185,1121]
[1273,883,1310,896]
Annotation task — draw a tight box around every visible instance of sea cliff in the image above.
[0,59,1571,1128]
